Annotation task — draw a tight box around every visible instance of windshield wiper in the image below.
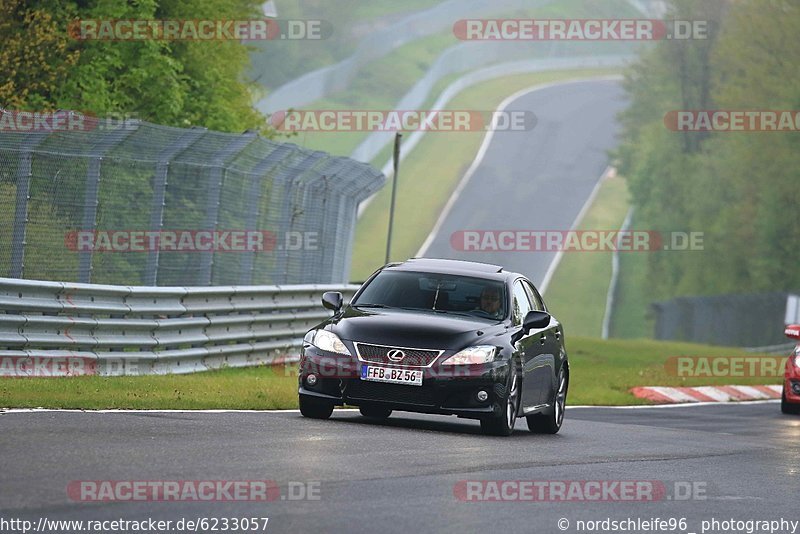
[353,303,389,308]
[434,310,475,317]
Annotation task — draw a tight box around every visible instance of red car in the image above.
[782,325,800,414]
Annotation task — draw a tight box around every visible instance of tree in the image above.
[0,0,271,134]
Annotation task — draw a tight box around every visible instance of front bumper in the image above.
[298,346,511,420]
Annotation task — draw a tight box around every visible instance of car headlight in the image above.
[304,329,351,356]
[442,345,497,365]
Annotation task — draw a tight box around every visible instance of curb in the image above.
[630,385,782,404]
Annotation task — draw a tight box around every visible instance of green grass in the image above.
[541,170,657,339]
[0,338,781,409]
[0,365,300,410]
[544,172,631,338]
[566,337,782,405]
[349,68,622,281]
[610,232,654,338]
[287,0,640,158]
[284,32,457,157]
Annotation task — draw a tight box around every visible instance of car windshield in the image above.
[352,270,507,320]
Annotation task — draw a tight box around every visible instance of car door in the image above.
[524,280,564,405]
[512,279,548,414]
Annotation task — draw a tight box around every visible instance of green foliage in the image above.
[616,0,800,300]
[0,0,79,109]
[1,0,269,134]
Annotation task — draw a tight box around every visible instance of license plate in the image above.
[360,364,422,386]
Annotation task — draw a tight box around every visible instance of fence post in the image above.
[273,152,328,285]
[239,145,294,285]
[9,129,50,278]
[309,159,350,283]
[77,120,140,283]
[197,133,257,286]
[144,128,207,286]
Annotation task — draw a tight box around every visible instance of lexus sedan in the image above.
[298,258,569,435]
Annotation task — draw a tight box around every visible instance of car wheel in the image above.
[527,366,567,434]
[480,363,520,436]
[781,387,800,415]
[359,404,392,418]
[299,394,334,419]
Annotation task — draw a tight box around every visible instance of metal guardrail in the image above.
[255,0,556,115]
[744,343,795,355]
[359,56,633,217]
[0,278,358,376]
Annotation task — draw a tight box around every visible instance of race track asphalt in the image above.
[1,403,798,534]
[421,78,628,287]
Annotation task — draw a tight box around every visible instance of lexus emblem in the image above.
[387,349,406,362]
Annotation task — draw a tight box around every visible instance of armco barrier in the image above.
[0,278,358,376]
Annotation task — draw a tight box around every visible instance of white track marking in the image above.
[415,77,623,264]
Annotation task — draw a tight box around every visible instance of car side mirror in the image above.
[523,310,551,332]
[785,324,800,340]
[322,291,343,312]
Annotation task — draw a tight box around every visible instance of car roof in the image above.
[383,258,518,281]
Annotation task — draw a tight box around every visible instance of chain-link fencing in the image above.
[0,112,385,286]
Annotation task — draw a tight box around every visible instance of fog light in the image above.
[306,374,318,387]
[476,390,489,402]
[792,382,800,395]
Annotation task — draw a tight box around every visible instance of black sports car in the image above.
[298,258,569,435]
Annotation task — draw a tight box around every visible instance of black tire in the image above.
[781,387,800,415]
[480,363,520,436]
[527,366,567,434]
[359,404,393,418]
[299,394,334,419]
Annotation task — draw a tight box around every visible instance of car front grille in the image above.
[355,343,443,367]
[346,380,437,406]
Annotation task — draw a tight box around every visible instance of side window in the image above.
[522,280,544,311]
[512,280,533,325]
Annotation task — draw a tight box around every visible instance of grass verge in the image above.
[288,0,638,158]
[0,338,782,409]
[349,68,623,280]
[543,171,630,338]
[610,231,654,338]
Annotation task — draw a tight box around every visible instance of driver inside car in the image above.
[477,286,503,319]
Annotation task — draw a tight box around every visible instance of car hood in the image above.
[327,307,508,350]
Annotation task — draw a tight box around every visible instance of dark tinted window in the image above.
[511,280,533,325]
[522,280,544,311]
[353,270,507,320]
